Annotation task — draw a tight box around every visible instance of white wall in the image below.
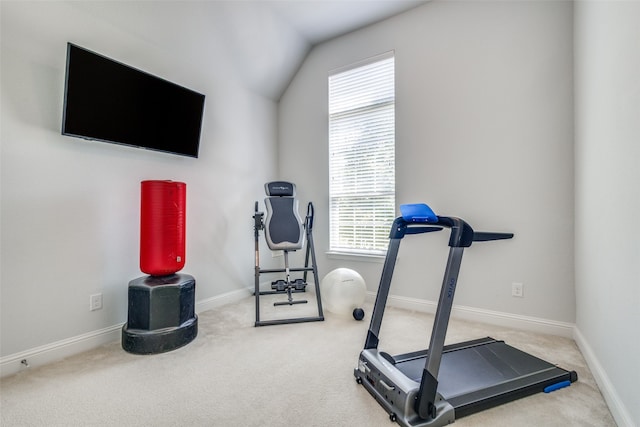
[279,1,575,323]
[0,2,281,362]
[574,2,640,426]
[2,2,637,423]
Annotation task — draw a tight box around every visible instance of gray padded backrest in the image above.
[264,182,304,251]
[265,181,295,197]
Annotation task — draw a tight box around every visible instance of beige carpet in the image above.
[0,295,616,426]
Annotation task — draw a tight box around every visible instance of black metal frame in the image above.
[253,201,324,327]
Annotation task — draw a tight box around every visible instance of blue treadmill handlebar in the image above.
[394,203,514,247]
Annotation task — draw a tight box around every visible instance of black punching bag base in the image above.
[122,273,198,355]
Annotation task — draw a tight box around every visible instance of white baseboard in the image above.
[573,327,636,427]
[0,324,124,379]
[195,288,252,313]
[370,292,576,338]
[0,288,251,379]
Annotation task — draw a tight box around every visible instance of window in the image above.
[328,52,395,256]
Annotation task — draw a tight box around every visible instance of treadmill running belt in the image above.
[394,340,560,399]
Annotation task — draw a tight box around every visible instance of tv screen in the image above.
[62,43,205,158]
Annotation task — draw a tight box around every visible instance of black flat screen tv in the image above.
[62,43,205,158]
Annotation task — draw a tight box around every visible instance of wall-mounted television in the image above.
[62,43,205,158]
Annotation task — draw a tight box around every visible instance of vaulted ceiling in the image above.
[267,0,428,45]
[69,1,428,100]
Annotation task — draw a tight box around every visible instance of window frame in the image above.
[327,51,396,257]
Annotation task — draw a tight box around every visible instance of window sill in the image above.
[326,251,386,263]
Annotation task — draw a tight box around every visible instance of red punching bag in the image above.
[140,180,186,276]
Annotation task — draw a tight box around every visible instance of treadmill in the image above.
[354,204,577,427]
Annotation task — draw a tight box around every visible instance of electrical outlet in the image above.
[512,283,524,298]
[90,293,103,311]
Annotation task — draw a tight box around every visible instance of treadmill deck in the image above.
[385,337,577,418]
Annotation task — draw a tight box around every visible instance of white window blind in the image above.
[328,53,395,255]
